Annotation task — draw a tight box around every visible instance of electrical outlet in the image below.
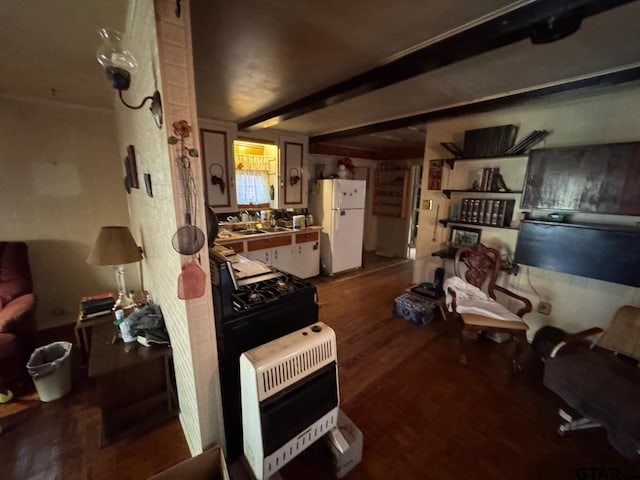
[422,199,433,210]
[51,306,66,316]
[537,301,552,315]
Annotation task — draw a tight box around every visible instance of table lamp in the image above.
[87,226,143,310]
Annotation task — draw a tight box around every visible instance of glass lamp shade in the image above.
[96,28,138,91]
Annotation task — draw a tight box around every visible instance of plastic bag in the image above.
[126,304,170,346]
[27,341,72,379]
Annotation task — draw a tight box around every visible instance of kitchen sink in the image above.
[259,226,292,232]
[235,229,265,235]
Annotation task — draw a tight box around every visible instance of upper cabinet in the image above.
[279,134,308,209]
[200,120,238,212]
[200,122,308,211]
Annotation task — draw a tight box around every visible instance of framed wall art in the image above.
[450,226,481,248]
[427,159,444,190]
[126,145,139,188]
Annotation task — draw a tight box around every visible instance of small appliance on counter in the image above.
[292,214,306,229]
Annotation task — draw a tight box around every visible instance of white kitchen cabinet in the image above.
[245,235,295,274]
[199,120,237,212]
[294,231,320,278]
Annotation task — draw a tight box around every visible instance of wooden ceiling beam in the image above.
[238,0,636,131]
[310,65,640,143]
[309,143,425,161]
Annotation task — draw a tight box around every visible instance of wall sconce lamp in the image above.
[96,28,163,128]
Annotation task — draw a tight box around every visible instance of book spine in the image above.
[484,200,494,224]
[480,168,488,191]
[478,199,487,224]
[80,309,113,320]
[81,292,114,303]
[471,199,480,223]
[488,167,499,191]
[497,199,516,226]
[491,200,501,225]
[460,199,469,222]
[81,299,115,314]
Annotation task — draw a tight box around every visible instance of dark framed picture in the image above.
[450,226,481,248]
[126,145,139,188]
[427,159,444,190]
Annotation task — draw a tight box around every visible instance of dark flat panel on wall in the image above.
[522,142,640,215]
[514,220,640,287]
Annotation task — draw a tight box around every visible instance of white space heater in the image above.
[240,322,340,480]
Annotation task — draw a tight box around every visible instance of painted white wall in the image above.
[0,96,135,329]
[415,85,640,337]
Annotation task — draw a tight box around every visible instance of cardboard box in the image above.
[324,410,363,479]
[149,445,230,480]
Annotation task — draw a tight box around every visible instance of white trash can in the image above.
[26,341,72,402]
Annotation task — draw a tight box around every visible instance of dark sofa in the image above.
[0,242,36,392]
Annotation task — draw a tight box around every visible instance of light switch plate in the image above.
[422,199,433,210]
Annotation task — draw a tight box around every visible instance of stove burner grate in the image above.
[230,274,310,311]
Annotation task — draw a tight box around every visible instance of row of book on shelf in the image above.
[458,198,515,226]
[475,167,501,192]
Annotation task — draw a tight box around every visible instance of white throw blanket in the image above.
[444,276,524,323]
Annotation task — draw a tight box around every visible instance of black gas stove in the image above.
[209,250,318,461]
[231,273,312,311]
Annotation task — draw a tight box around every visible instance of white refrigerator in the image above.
[309,179,366,276]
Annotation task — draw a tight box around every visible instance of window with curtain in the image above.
[234,141,276,208]
[236,169,270,206]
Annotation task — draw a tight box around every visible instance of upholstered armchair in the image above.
[0,242,37,392]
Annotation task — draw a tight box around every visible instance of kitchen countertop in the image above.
[215,225,321,243]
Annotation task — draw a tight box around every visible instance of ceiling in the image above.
[2,1,639,159]
[0,0,129,108]
[191,0,640,158]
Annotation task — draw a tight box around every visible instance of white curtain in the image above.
[236,169,270,205]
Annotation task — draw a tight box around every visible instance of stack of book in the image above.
[458,198,515,227]
[463,125,518,158]
[476,167,500,191]
[80,293,115,319]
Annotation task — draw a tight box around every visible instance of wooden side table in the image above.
[88,322,177,446]
[75,311,115,363]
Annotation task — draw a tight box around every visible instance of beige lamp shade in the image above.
[87,226,142,266]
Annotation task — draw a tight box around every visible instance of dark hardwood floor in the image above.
[1,260,638,479]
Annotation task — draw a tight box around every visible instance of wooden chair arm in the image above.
[493,285,533,317]
[565,326,604,343]
[550,327,605,358]
[447,287,458,313]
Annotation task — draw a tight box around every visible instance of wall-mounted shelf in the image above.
[440,154,528,169]
[439,219,519,230]
[442,189,522,199]
[373,168,410,218]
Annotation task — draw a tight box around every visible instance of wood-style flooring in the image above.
[1,261,638,479]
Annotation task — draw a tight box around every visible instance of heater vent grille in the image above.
[261,339,333,397]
